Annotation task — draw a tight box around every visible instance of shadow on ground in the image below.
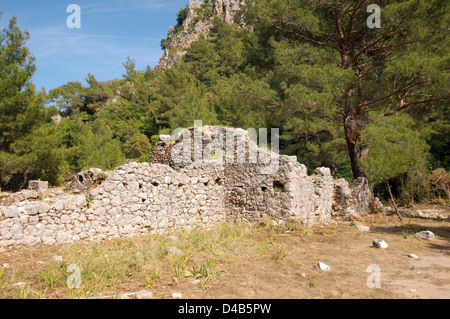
[370,218,450,253]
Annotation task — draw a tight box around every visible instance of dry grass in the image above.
[0,213,449,299]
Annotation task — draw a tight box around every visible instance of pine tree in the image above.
[169,80,218,129]
[122,56,137,80]
[248,0,449,179]
[360,114,431,205]
[123,133,152,159]
[48,81,85,116]
[0,14,43,152]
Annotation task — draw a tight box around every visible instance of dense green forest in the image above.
[0,0,449,204]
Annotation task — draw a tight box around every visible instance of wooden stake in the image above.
[386,180,402,221]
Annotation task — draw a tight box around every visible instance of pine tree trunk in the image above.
[344,116,366,179]
[346,138,365,179]
[2,136,7,153]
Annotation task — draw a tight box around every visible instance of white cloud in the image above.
[28,25,161,56]
[27,25,163,90]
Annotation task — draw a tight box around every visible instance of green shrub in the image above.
[123,133,152,159]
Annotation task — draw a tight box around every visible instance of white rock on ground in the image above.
[171,292,183,299]
[12,282,27,289]
[52,256,63,263]
[315,262,331,271]
[135,290,154,299]
[165,235,179,243]
[116,291,152,299]
[415,231,435,240]
[190,279,201,285]
[373,239,388,249]
[356,222,370,232]
[408,254,419,259]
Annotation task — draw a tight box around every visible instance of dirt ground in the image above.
[197,213,450,299]
[0,210,449,299]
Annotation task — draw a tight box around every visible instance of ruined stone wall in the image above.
[0,162,228,248]
[0,127,383,248]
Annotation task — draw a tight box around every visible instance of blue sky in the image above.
[0,0,190,92]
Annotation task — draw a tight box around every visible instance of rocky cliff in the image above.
[156,0,247,71]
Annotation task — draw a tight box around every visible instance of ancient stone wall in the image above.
[0,126,383,248]
[0,162,228,247]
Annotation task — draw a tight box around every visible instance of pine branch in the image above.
[271,24,324,46]
[349,28,403,66]
[333,6,345,40]
[384,96,449,116]
[366,39,424,54]
[344,0,369,47]
[358,76,426,109]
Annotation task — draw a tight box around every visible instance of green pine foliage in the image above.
[11,122,70,186]
[360,114,432,202]
[175,5,189,32]
[123,133,152,160]
[0,14,44,152]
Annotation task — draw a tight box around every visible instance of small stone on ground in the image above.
[136,290,154,299]
[172,292,183,299]
[373,239,388,249]
[356,223,370,232]
[415,231,435,241]
[165,235,179,243]
[315,262,331,271]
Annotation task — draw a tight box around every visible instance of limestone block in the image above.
[4,206,20,218]
[120,225,134,235]
[28,181,49,192]
[11,224,23,235]
[28,216,39,225]
[23,235,40,246]
[111,195,121,207]
[315,167,331,177]
[60,215,71,224]
[73,195,87,207]
[53,200,65,211]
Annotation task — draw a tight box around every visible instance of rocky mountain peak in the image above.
[156,0,247,71]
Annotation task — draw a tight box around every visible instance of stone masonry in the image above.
[0,126,383,248]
